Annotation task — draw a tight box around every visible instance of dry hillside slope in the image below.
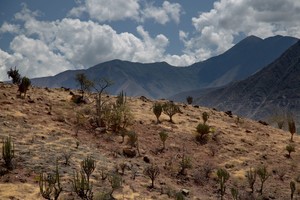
[0,82,299,199]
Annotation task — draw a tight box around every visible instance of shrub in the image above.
[153,103,163,124]
[162,102,181,123]
[179,154,192,175]
[127,131,138,148]
[75,73,93,98]
[246,167,256,193]
[143,164,160,188]
[195,123,210,144]
[286,144,295,158]
[186,96,193,105]
[217,168,230,200]
[7,67,21,84]
[2,136,15,170]
[257,165,270,195]
[159,131,169,150]
[108,172,122,197]
[81,156,96,183]
[72,170,93,200]
[18,76,31,97]
[231,187,239,200]
[193,162,214,185]
[202,112,209,124]
[287,114,296,142]
[39,161,62,200]
[62,150,72,165]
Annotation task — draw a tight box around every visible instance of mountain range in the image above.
[31,35,298,99]
[190,39,300,122]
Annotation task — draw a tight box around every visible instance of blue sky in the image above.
[1,0,300,80]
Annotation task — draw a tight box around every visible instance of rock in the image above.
[181,189,189,196]
[95,127,106,134]
[193,105,199,108]
[225,110,233,117]
[139,96,149,102]
[123,148,136,158]
[258,120,269,126]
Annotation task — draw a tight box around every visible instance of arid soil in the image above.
[0,82,299,200]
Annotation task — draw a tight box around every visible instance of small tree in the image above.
[159,131,168,150]
[2,136,15,170]
[217,168,230,200]
[186,96,193,104]
[143,164,160,188]
[257,165,270,195]
[246,167,256,193]
[202,112,209,124]
[286,144,295,158]
[75,73,93,98]
[287,114,296,142]
[18,76,31,97]
[162,102,181,123]
[153,103,162,124]
[81,156,96,183]
[108,172,122,198]
[7,67,21,84]
[195,123,210,144]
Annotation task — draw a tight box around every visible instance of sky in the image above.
[1,0,300,81]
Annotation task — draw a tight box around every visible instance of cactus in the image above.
[72,170,93,200]
[2,136,15,169]
[39,161,62,200]
[217,168,230,200]
[116,91,127,107]
[81,156,96,183]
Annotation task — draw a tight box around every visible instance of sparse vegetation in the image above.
[18,76,31,97]
[202,112,209,124]
[286,144,295,158]
[179,154,192,175]
[2,136,15,170]
[217,168,230,200]
[153,102,163,124]
[39,161,62,200]
[162,101,181,123]
[186,96,193,105]
[195,123,210,144]
[7,67,21,84]
[246,167,256,193]
[257,165,270,195]
[81,156,96,183]
[75,73,93,98]
[290,181,296,200]
[108,172,122,198]
[287,114,296,142]
[143,164,160,188]
[231,187,239,200]
[159,131,169,150]
[72,170,93,200]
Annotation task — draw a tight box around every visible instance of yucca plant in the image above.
[159,131,169,150]
[2,136,15,170]
[81,156,96,183]
[257,165,270,195]
[217,168,230,200]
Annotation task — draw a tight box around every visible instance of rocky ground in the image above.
[0,82,299,200]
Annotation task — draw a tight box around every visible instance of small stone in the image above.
[143,156,150,163]
[181,189,189,196]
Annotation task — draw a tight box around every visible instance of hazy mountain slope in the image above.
[31,35,298,99]
[195,39,300,121]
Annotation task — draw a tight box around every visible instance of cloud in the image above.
[68,0,182,24]
[182,0,300,61]
[0,6,174,80]
[0,22,21,34]
[141,1,182,24]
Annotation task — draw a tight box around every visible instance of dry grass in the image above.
[0,82,299,199]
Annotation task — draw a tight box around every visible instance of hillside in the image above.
[0,82,299,199]
[31,35,298,99]
[192,38,300,124]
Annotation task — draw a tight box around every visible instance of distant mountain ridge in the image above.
[191,39,300,122]
[31,35,298,99]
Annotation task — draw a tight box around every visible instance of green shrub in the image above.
[179,154,192,175]
[18,76,31,97]
[195,123,210,144]
[159,131,169,150]
[108,172,122,197]
[7,67,21,84]
[162,102,181,123]
[286,144,295,158]
[257,165,270,195]
[153,102,163,124]
[217,168,230,200]
[202,112,209,124]
[143,164,160,188]
[2,136,15,170]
